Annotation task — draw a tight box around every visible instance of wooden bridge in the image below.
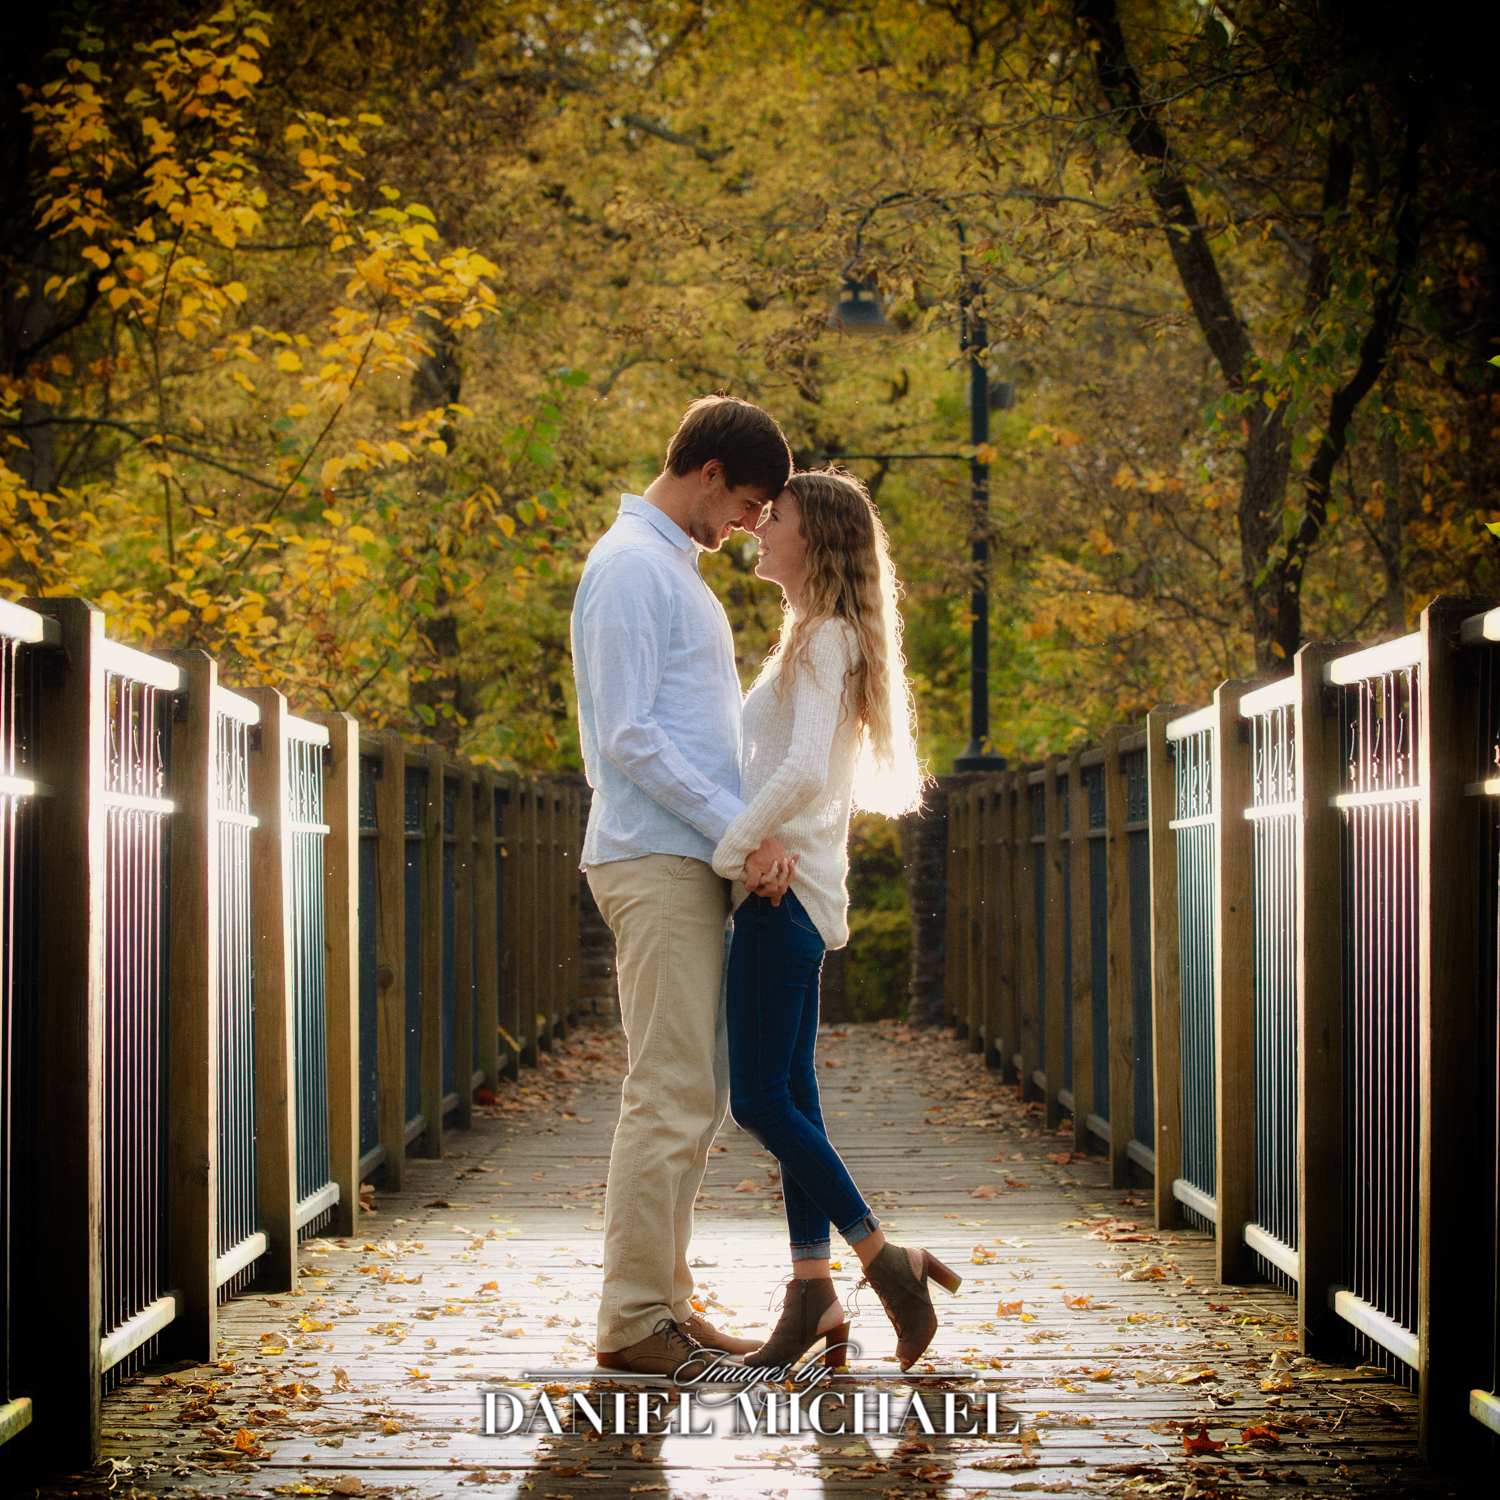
[0,591,1496,1495]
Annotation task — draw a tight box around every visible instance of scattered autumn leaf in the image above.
[1183,1425,1225,1455]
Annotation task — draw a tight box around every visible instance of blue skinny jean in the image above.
[726,890,879,1259]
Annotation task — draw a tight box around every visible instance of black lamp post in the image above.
[830,267,1007,773]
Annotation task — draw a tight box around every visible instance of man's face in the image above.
[686,461,773,551]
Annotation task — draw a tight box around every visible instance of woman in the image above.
[711,467,961,1372]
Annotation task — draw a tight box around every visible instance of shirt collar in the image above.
[620,493,695,555]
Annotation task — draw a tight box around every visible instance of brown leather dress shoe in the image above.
[682,1311,760,1357]
[595,1318,727,1378]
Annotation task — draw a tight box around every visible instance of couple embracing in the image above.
[570,395,961,1379]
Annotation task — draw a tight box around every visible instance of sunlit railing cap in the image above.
[1322,631,1421,686]
[1239,676,1296,717]
[0,597,60,646]
[1165,703,1216,742]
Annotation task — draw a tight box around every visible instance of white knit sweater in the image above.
[711,617,861,949]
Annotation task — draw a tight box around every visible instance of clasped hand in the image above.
[743,836,797,906]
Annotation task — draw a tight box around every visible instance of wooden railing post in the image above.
[314,712,360,1237]
[943,791,963,1031]
[965,783,986,1054]
[23,597,106,1468]
[995,772,1018,1078]
[565,787,581,1032]
[979,778,1004,1068]
[1212,679,1257,1282]
[1016,773,1039,1090]
[374,732,407,1189]
[499,775,527,1072]
[1418,596,1493,1459]
[1147,707,1184,1230]
[1068,747,1093,1156]
[1292,646,1347,1352]
[419,744,445,1157]
[1042,754,1066,1126]
[161,650,218,1359]
[246,686,296,1292]
[519,779,541,1059]
[475,771,501,1091]
[454,760,475,1131]
[1103,725,1132,1187]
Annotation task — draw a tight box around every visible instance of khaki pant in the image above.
[586,854,730,1352]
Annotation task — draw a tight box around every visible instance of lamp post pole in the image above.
[954,282,1005,772]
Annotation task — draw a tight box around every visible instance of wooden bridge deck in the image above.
[41,1025,1484,1499]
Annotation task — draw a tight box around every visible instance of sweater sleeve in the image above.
[711,620,855,880]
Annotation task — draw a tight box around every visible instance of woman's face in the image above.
[753,488,809,603]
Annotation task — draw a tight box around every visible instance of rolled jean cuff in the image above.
[839,1211,881,1248]
[790,1239,832,1262]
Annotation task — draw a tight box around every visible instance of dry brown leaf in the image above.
[733,1179,761,1193]
[970,1185,997,1199]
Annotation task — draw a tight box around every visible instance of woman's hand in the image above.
[744,836,798,906]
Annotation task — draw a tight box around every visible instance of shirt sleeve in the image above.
[711,621,854,879]
[578,553,747,842]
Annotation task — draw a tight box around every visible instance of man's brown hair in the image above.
[664,395,792,496]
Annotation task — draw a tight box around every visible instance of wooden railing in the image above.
[942,596,1500,1464]
[0,597,584,1471]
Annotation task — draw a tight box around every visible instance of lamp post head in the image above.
[830,274,892,333]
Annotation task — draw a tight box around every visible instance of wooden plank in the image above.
[1068,746,1092,1156]
[453,759,475,1131]
[419,745,445,1157]
[1293,647,1348,1352]
[1211,680,1257,1282]
[1416,594,1494,1461]
[1147,707,1187,1231]
[994,772,1018,1079]
[314,712,361,1236]
[473,771,501,1091]
[1016,775,1040,1095]
[1103,726,1132,1188]
[161,650,218,1358]
[1042,755,1066,1125]
[374,733,407,1190]
[23,598,106,1468]
[246,687,297,1292]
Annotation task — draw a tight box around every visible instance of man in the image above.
[571,395,794,1375]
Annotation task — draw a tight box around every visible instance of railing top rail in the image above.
[1165,703,1215,741]
[1117,727,1147,755]
[1460,606,1500,646]
[1239,676,1296,716]
[1077,743,1105,768]
[212,685,261,726]
[1322,631,1421,685]
[100,636,184,693]
[285,713,330,748]
[1026,766,1048,787]
[0,597,60,646]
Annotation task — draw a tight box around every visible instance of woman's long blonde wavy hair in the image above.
[759,467,926,817]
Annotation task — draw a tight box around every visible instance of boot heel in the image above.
[818,1323,852,1370]
[924,1251,963,1295]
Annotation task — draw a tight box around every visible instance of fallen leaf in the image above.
[1047,1151,1073,1164]
[631,1441,645,1462]
[1241,1424,1281,1446]
[232,1428,259,1454]
[479,1280,498,1292]
[970,1185,997,1199]
[298,1317,334,1332]
[423,1199,451,1208]
[1183,1425,1225,1455]
[1174,1369,1216,1385]
[1064,1293,1090,1309]
[733,1180,761,1193]
[332,1368,351,1390]
[1260,1373,1296,1392]
[407,1368,428,1380]
[997,1300,1024,1315]
[330,1478,365,1496]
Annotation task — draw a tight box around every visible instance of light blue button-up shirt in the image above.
[571,495,747,868]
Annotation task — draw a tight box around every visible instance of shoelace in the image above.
[650,1317,700,1355]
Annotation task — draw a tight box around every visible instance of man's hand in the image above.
[744,835,797,906]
